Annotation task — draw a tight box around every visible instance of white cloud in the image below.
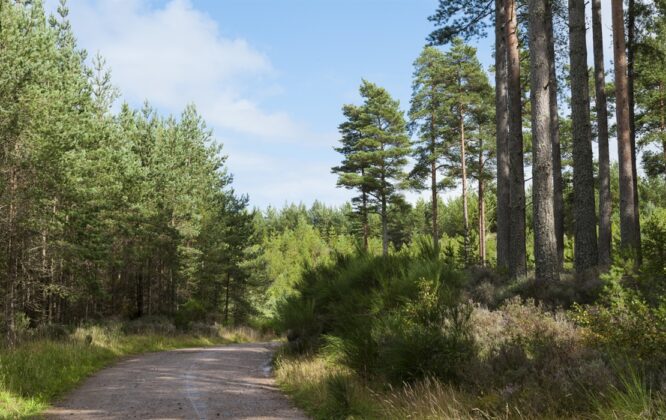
[57,0,311,140]
[224,150,352,206]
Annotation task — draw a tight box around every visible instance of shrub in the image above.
[277,251,473,385]
[371,278,474,384]
[174,299,207,329]
[187,322,219,337]
[121,315,176,335]
[572,268,666,374]
[31,324,71,341]
[467,298,614,415]
[641,208,666,296]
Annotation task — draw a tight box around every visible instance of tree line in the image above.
[0,1,255,342]
[333,0,666,283]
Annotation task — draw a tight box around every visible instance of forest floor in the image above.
[43,342,306,420]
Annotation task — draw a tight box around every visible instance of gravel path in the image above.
[44,342,307,419]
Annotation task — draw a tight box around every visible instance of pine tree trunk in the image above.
[546,0,564,267]
[478,146,486,266]
[568,0,599,272]
[612,0,641,255]
[136,270,144,318]
[495,0,511,273]
[361,192,369,252]
[505,0,527,277]
[661,83,666,161]
[431,159,439,250]
[6,165,18,344]
[592,0,613,268]
[627,0,641,262]
[459,104,470,265]
[381,191,388,257]
[430,111,439,250]
[224,273,230,324]
[529,0,560,283]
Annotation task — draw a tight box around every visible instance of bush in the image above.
[31,324,71,341]
[277,251,473,385]
[572,267,666,373]
[187,322,219,337]
[642,208,666,294]
[174,299,207,329]
[467,298,614,415]
[121,316,176,335]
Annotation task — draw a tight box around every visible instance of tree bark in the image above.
[478,141,486,266]
[612,0,641,255]
[430,113,439,250]
[460,104,470,265]
[546,0,564,267]
[495,0,511,273]
[627,0,641,263]
[529,0,560,283]
[381,192,388,257]
[224,272,230,324]
[431,161,439,250]
[661,83,666,161]
[592,0,612,268]
[568,0,599,272]
[505,0,527,277]
[361,172,369,252]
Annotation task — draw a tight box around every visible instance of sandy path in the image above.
[44,342,307,420]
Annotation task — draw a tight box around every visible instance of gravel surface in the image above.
[44,342,308,419]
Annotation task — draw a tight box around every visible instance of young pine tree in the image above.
[409,46,448,249]
[333,81,411,256]
[439,40,493,266]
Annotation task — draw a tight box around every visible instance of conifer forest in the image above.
[1,0,666,418]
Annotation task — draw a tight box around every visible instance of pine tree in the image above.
[546,0,565,267]
[495,0,511,273]
[568,0,599,271]
[437,40,494,265]
[409,46,448,249]
[334,81,410,256]
[506,0,527,277]
[612,0,642,256]
[333,104,372,250]
[634,2,666,179]
[592,0,613,267]
[528,0,560,282]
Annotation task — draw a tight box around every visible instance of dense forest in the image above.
[1,0,665,418]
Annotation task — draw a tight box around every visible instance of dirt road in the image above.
[45,342,307,419]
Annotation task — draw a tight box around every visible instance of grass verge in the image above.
[275,352,666,420]
[0,325,263,418]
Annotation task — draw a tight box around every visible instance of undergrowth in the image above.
[275,353,666,420]
[275,244,666,419]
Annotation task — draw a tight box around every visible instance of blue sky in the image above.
[46,0,614,209]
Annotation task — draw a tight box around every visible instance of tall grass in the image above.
[592,367,666,419]
[275,353,527,419]
[275,353,666,420]
[0,323,264,418]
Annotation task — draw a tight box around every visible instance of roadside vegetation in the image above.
[274,246,666,419]
[0,318,266,418]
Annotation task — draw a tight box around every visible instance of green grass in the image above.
[274,352,491,419]
[0,325,261,419]
[275,352,666,420]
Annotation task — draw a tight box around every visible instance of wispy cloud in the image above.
[58,0,309,140]
[46,0,346,207]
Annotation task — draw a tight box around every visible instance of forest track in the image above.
[43,342,307,420]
